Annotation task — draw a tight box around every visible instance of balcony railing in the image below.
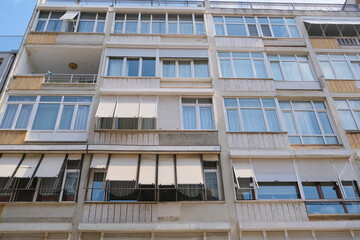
[209,1,359,12]
[45,0,205,7]
[45,73,97,84]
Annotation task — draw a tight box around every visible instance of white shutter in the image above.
[155,233,203,240]
[81,232,101,240]
[0,154,23,177]
[315,231,352,240]
[241,232,264,240]
[90,154,108,169]
[287,231,314,240]
[35,154,65,177]
[114,96,140,118]
[95,96,116,118]
[252,159,296,181]
[106,154,138,181]
[333,159,357,181]
[60,11,79,20]
[138,154,156,185]
[68,154,82,160]
[158,154,175,185]
[139,96,157,118]
[14,154,41,178]
[176,154,203,184]
[203,154,218,162]
[266,231,286,240]
[232,159,254,178]
[47,233,70,240]
[103,233,151,240]
[296,159,337,182]
[206,233,228,240]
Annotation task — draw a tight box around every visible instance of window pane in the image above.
[46,20,62,32]
[196,23,205,35]
[32,104,60,130]
[114,22,123,33]
[163,61,176,77]
[257,182,300,199]
[224,98,237,107]
[62,172,78,201]
[240,109,266,132]
[283,112,297,134]
[233,59,254,78]
[125,59,139,76]
[8,96,36,102]
[205,172,219,200]
[59,105,74,129]
[270,62,283,80]
[40,96,62,102]
[227,24,246,36]
[254,60,267,78]
[0,105,18,128]
[282,61,302,81]
[238,98,261,107]
[36,20,46,31]
[74,105,90,130]
[141,118,155,129]
[220,60,232,77]
[179,61,191,78]
[152,22,165,34]
[302,136,324,144]
[125,22,138,33]
[107,58,123,76]
[299,62,315,81]
[295,111,321,134]
[261,25,272,37]
[248,24,258,36]
[303,183,320,199]
[78,21,95,32]
[262,99,275,107]
[266,110,280,132]
[289,136,301,144]
[183,107,196,129]
[91,172,105,201]
[343,181,360,199]
[140,22,150,34]
[321,183,339,199]
[200,107,213,130]
[64,96,92,103]
[96,22,105,33]
[179,23,193,34]
[227,110,240,132]
[15,105,33,129]
[319,61,335,79]
[338,110,358,130]
[292,101,312,109]
[289,26,300,38]
[333,61,354,79]
[318,112,334,134]
[117,118,138,129]
[194,60,209,78]
[141,58,155,77]
[215,25,225,35]
[168,23,177,34]
[325,136,338,144]
[272,25,289,38]
[306,202,345,214]
[351,62,360,79]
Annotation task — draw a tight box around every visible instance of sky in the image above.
[0,0,347,51]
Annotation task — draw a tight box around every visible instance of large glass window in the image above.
[269,55,315,81]
[162,59,209,78]
[203,161,220,201]
[305,22,360,37]
[107,57,156,77]
[335,99,360,130]
[317,54,360,80]
[35,11,65,32]
[182,98,214,130]
[0,96,36,129]
[257,182,300,200]
[224,98,281,132]
[280,100,338,145]
[114,13,205,35]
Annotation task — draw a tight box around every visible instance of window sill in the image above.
[0,129,27,132]
[160,77,212,82]
[102,76,159,79]
[345,130,360,133]
[325,78,358,81]
[219,77,273,81]
[110,33,207,38]
[0,201,76,206]
[227,131,288,134]
[308,214,360,220]
[235,199,304,203]
[215,35,262,38]
[30,31,105,36]
[84,201,225,204]
[94,129,218,133]
[290,144,343,149]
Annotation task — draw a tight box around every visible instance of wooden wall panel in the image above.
[227,133,290,149]
[10,75,44,90]
[82,203,157,223]
[28,33,57,45]
[236,202,308,222]
[102,77,160,89]
[221,79,275,92]
[347,133,360,149]
[215,37,264,48]
[327,80,359,93]
[0,130,27,144]
[310,38,339,49]
[0,205,3,222]
[94,132,159,145]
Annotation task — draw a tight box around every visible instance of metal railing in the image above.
[209,1,359,12]
[45,74,97,84]
[337,38,360,46]
[45,0,205,7]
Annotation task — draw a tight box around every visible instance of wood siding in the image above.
[310,38,339,49]
[327,80,359,93]
[236,202,309,222]
[101,77,160,89]
[227,133,290,149]
[0,130,27,144]
[221,79,275,92]
[0,205,3,222]
[93,132,159,145]
[10,75,44,90]
[82,203,157,223]
[347,132,360,149]
[28,33,57,45]
[215,37,263,48]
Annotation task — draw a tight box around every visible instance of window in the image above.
[35,11,65,32]
[342,181,360,199]
[162,59,209,78]
[114,13,205,35]
[257,182,300,200]
[182,98,214,130]
[61,159,81,201]
[305,22,360,37]
[214,16,300,38]
[224,98,281,132]
[218,52,268,78]
[203,161,220,201]
[107,57,156,77]
[280,100,338,145]
[269,55,315,81]
[0,96,36,129]
[317,54,360,80]
[335,99,360,130]
[66,12,106,33]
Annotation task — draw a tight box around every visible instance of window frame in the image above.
[317,54,360,80]
[107,57,156,77]
[181,98,215,130]
[66,12,106,33]
[161,59,210,78]
[203,161,222,201]
[335,99,360,130]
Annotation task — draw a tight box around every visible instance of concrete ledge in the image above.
[88,145,221,153]
[100,88,213,95]
[230,149,351,158]
[79,222,231,232]
[0,144,87,152]
[0,223,72,232]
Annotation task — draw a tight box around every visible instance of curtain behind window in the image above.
[74,105,90,130]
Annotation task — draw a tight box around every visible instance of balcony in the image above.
[43,0,205,7]
[45,74,97,84]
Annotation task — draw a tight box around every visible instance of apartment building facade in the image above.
[0,0,359,239]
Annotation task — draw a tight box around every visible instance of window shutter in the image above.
[203,154,218,162]
[95,96,116,118]
[14,154,42,178]
[60,11,79,20]
[0,154,23,177]
[90,154,108,169]
[139,96,157,118]
[114,96,140,118]
[176,154,203,184]
[333,159,357,181]
[158,154,175,185]
[138,154,156,185]
[287,231,314,240]
[232,159,254,178]
[106,154,138,181]
[252,159,296,181]
[35,154,65,177]
[315,231,352,240]
[296,159,337,182]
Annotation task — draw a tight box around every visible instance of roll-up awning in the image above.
[14,154,42,178]
[252,159,296,181]
[232,160,254,178]
[158,155,175,185]
[333,159,357,181]
[95,96,117,118]
[60,11,79,20]
[296,159,337,182]
[176,155,203,184]
[90,154,108,169]
[106,155,138,181]
[303,19,360,25]
[68,154,82,160]
[203,154,218,162]
[0,154,23,177]
[35,154,65,178]
[114,96,140,118]
[138,155,156,185]
[139,96,157,118]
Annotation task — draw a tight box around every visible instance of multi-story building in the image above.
[0,0,360,239]
[0,51,16,94]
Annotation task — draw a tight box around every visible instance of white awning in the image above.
[139,96,157,118]
[68,154,82,160]
[333,159,357,181]
[90,154,108,169]
[114,96,140,118]
[158,154,175,185]
[176,155,203,184]
[232,160,253,178]
[0,154,23,177]
[106,154,138,181]
[95,96,117,118]
[138,155,156,185]
[203,154,218,162]
[296,159,337,182]
[35,154,65,178]
[60,11,79,20]
[252,159,296,181]
[14,154,42,178]
[304,19,360,25]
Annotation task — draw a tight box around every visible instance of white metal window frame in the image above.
[268,54,316,82]
[280,100,338,145]
[317,54,360,80]
[66,12,106,33]
[180,97,215,130]
[0,97,36,130]
[34,11,65,32]
[203,162,223,201]
[335,99,360,130]
[217,52,269,78]
[107,57,156,77]
[223,98,283,132]
[213,16,259,37]
[113,13,205,35]
[59,168,79,202]
[160,59,210,78]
